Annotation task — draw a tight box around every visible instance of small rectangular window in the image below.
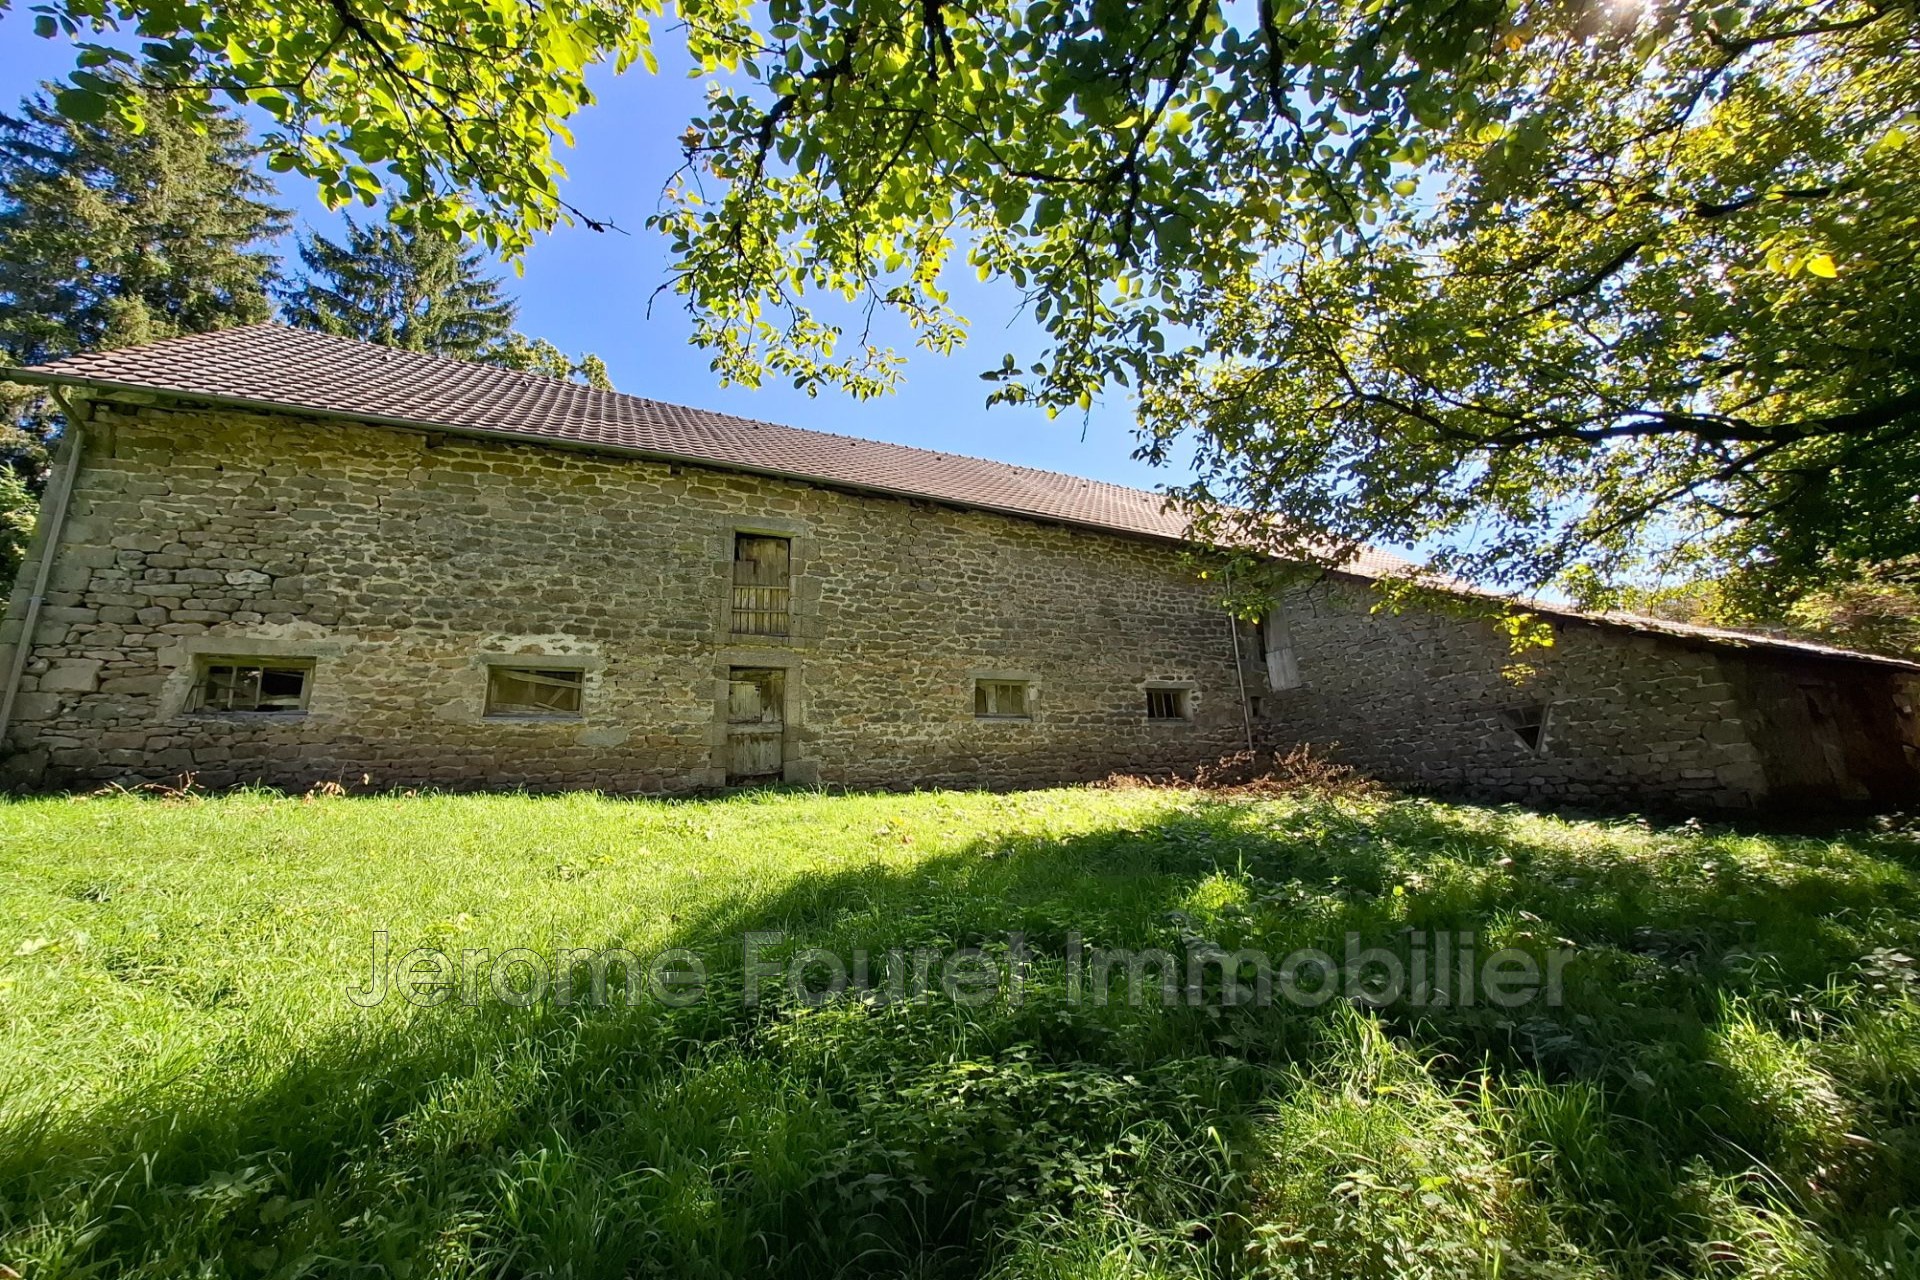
[732,533,792,636]
[974,679,1032,719]
[1145,687,1189,720]
[485,666,585,718]
[191,659,312,713]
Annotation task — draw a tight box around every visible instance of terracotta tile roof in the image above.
[14,324,1919,671]
[19,322,1420,572]
[1518,602,1920,670]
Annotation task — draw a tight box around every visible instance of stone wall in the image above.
[1725,655,1920,808]
[0,400,1254,792]
[2,396,1910,808]
[1261,578,1770,808]
[1255,579,1920,810]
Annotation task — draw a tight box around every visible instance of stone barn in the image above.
[2,325,1916,811]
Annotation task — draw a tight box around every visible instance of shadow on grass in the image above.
[4,794,1920,1278]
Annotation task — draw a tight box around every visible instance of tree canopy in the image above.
[17,0,1920,608]
[25,0,664,254]
[0,77,286,467]
[281,215,518,356]
[1622,557,1920,661]
[484,333,614,390]
[0,465,34,599]
[0,79,284,369]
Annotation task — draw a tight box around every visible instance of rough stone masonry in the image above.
[4,392,1916,811]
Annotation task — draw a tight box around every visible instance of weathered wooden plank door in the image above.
[1263,605,1301,691]
[727,667,786,782]
[732,535,792,636]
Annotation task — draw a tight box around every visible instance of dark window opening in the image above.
[1146,687,1190,720]
[485,666,585,718]
[1499,704,1550,753]
[191,660,312,713]
[974,680,1032,719]
[732,533,792,636]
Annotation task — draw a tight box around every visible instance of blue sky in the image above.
[0,25,1196,495]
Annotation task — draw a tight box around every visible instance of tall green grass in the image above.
[1,785,1917,1277]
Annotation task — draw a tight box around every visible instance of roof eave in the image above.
[1532,603,1920,673]
[20,367,1919,676]
[16,368,1214,553]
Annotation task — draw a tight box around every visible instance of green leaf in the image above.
[53,88,110,123]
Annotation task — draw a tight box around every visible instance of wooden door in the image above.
[732,535,792,636]
[727,667,786,781]
[1262,605,1300,691]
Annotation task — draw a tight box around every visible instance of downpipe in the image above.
[1225,568,1255,754]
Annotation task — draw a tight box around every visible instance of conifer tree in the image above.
[280,216,515,358]
[0,78,286,468]
[281,213,612,386]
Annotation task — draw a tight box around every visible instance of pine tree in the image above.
[282,213,612,387]
[279,217,517,358]
[0,78,287,466]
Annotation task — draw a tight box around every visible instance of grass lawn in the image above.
[2,784,1919,1278]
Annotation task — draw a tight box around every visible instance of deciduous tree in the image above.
[0,467,35,604]
[21,0,1918,608]
[485,333,614,390]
